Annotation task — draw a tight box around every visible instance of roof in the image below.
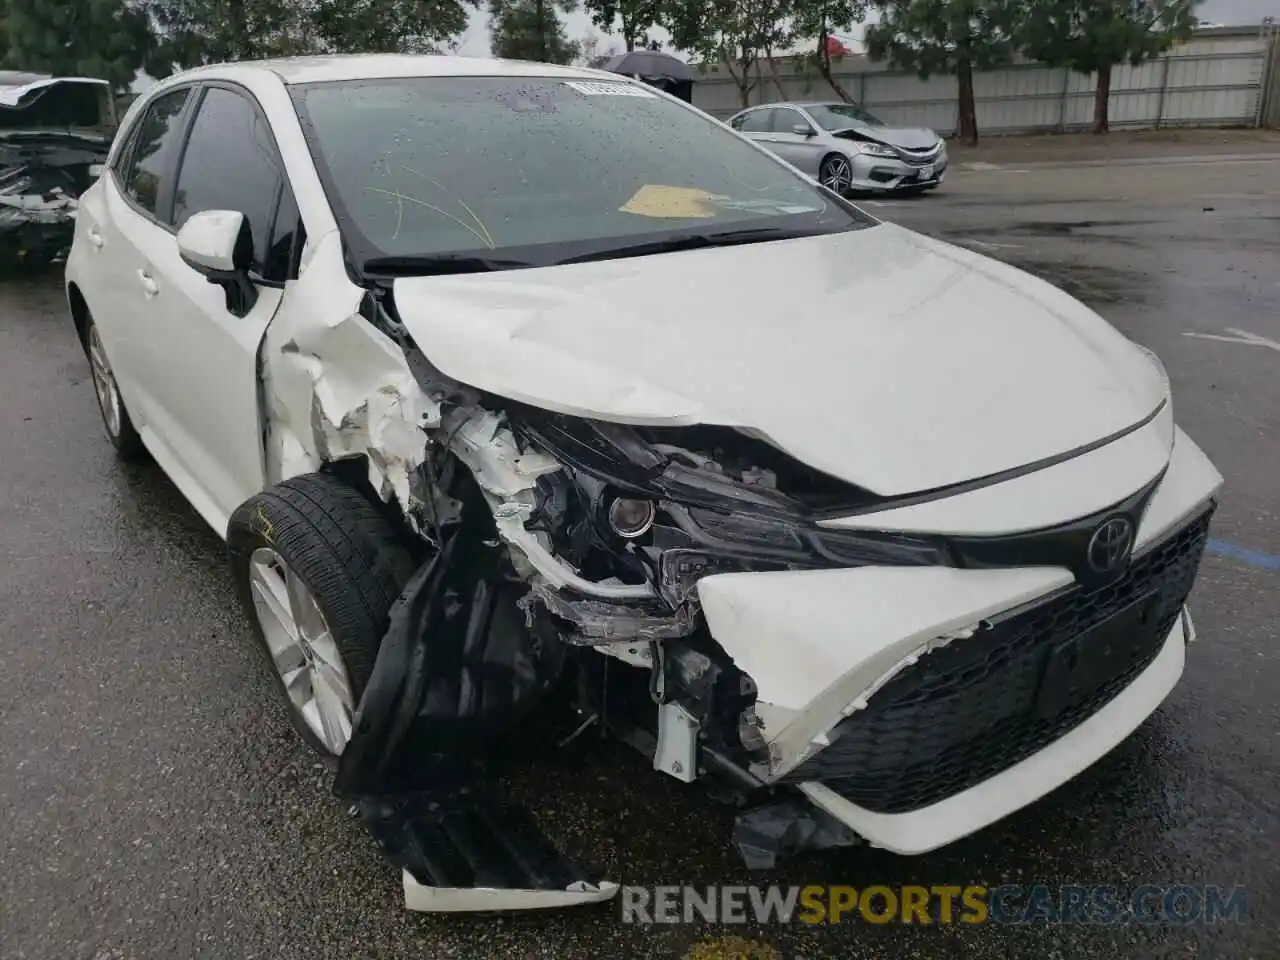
[173,54,608,86]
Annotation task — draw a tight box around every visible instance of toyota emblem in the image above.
[1087,517,1135,573]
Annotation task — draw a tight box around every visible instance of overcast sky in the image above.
[454,0,1280,58]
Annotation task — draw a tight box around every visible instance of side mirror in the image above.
[792,123,815,137]
[177,209,258,316]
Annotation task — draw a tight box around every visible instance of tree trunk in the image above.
[1093,64,1112,134]
[536,0,546,62]
[765,48,786,98]
[956,56,978,145]
[723,53,752,109]
[816,25,854,102]
[623,14,634,52]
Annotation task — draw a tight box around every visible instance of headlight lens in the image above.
[859,142,897,158]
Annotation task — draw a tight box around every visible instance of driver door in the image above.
[133,83,300,533]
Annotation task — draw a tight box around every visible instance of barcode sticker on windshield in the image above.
[564,80,656,97]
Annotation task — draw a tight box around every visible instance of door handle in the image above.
[137,269,159,298]
[87,230,104,249]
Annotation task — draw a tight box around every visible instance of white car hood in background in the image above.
[393,223,1166,496]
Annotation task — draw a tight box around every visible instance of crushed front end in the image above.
[337,339,1221,879]
[256,244,1223,908]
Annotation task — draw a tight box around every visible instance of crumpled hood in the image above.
[830,124,940,151]
[392,223,1166,496]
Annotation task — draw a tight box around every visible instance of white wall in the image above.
[692,26,1276,134]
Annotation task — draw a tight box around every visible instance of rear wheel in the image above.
[85,317,146,460]
[227,473,417,758]
[819,154,854,195]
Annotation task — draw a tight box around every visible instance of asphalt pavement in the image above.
[2,147,1278,959]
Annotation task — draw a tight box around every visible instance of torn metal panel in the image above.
[260,230,441,521]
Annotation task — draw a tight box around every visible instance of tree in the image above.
[1020,0,1198,134]
[791,0,867,101]
[311,0,478,54]
[582,0,664,51]
[2,0,162,90]
[668,0,792,108]
[144,0,319,65]
[489,0,580,63]
[577,31,618,67]
[866,0,1021,144]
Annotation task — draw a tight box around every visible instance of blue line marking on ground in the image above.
[1206,539,1280,571]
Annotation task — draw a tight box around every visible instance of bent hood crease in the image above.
[392,224,1165,496]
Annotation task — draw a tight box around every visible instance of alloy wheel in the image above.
[821,156,854,194]
[87,325,122,439]
[248,546,355,754]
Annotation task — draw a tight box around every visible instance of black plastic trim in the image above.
[811,399,1169,521]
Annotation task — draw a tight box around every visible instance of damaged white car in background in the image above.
[65,54,1223,912]
[1,72,114,267]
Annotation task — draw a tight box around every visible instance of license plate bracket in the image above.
[1035,591,1161,719]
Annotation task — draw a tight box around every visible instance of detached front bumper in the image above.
[696,429,1220,858]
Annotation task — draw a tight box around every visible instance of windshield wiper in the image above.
[556,226,835,265]
[362,253,533,276]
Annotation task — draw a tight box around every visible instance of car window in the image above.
[172,86,287,274]
[807,103,885,130]
[118,88,191,219]
[771,108,808,133]
[737,108,774,133]
[265,180,304,283]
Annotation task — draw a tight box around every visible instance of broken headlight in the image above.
[512,411,947,603]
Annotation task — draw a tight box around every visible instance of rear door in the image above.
[137,82,300,532]
[734,107,779,152]
[84,85,196,434]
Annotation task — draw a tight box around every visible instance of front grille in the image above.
[785,505,1215,814]
[897,144,942,165]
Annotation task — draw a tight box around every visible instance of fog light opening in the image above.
[608,498,656,539]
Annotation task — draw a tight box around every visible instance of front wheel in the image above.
[227,473,418,758]
[819,154,855,196]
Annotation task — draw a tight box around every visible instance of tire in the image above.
[84,316,146,460]
[227,472,418,758]
[819,153,855,196]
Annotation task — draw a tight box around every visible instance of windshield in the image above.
[806,103,884,130]
[290,76,873,272]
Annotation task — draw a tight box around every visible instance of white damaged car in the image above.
[66,55,1223,911]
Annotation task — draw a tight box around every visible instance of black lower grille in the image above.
[785,505,1215,814]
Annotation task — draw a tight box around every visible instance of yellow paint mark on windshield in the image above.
[620,184,727,219]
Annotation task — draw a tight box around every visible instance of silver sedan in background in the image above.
[727,101,947,196]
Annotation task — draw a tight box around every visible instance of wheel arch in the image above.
[67,282,91,351]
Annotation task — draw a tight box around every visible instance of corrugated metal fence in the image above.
[692,25,1280,134]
